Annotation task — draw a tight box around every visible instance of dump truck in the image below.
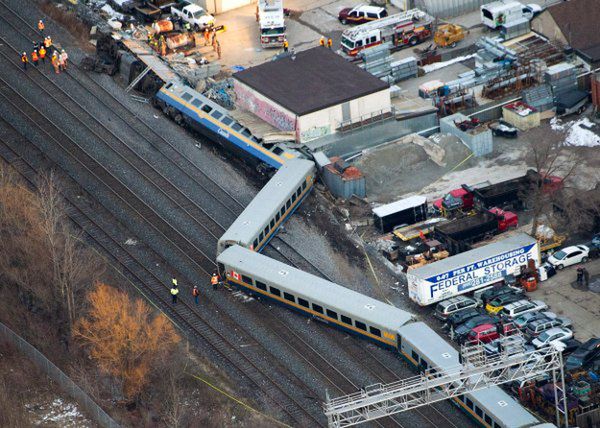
[434,208,518,254]
[407,233,540,305]
[434,23,465,48]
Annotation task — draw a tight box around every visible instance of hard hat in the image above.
[22,52,26,55]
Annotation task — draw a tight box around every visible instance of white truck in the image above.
[258,0,286,48]
[480,0,542,29]
[407,233,540,306]
[171,1,215,31]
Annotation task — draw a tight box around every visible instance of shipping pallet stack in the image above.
[522,84,554,112]
[544,62,578,98]
[359,43,417,83]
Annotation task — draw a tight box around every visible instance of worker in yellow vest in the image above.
[319,36,325,47]
[170,278,179,304]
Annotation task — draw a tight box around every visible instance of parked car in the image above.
[484,336,534,356]
[547,245,590,269]
[531,327,573,349]
[513,311,553,330]
[556,338,582,356]
[444,308,482,331]
[525,316,572,338]
[479,285,522,306]
[338,5,387,25]
[499,300,548,319]
[467,321,517,344]
[485,293,525,314]
[451,314,495,342]
[434,296,478,320]
[489,120,518,138]
[565,338,600,371]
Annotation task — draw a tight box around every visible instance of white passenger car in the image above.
[547,245,590,270]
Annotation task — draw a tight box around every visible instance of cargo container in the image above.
[407,233,540,306]
[372,195,428,233]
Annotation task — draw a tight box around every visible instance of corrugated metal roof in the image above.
[372,195,427,218]
[217,245,414,330]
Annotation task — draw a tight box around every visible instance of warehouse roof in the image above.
[233,47,389,116]
[544,0,600,61]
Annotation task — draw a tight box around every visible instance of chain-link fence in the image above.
[0,322,120,428]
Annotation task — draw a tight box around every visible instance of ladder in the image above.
[343,8,427,39]
[125,66,150,93]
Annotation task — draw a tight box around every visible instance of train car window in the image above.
[297,188,302,198]
[221,116,233,125]
[270,219,275,228]
[302,181,307,190]
[259,232,264,242]
[430,368,437,375]
[264,226,269,236]
[355,321,367,331]
[475,407,483,418]
[165,82,173,89]
[298,298,309,308]
[341,315,352,325]
[192,99,203,107]
[253,239,259,249]
[255,281,267,291]
[292,194,297,203]
[326,309,338,320]
[276,212,281,222]
[369,326,381,337]
[181,93,193,101]
[242,275,253,285]
[286,200,291,209]
[484,414,492,425]
[465,398,473,410]
[269,286,281,297]
[242,129,252,137]
[421,359,428,369]
[312,303,323,314]
[412,351,419,362]
[280,206,286,216]
[283,292,295,303]
[232,123,243,131]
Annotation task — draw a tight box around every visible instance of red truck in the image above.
[433,187,474,215]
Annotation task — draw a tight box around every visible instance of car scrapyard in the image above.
[4,0,600,426]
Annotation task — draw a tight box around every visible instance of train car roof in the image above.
[469,386,539,427]
[217,245,414,330]
[397,322,459,370]
[219,159,315,246]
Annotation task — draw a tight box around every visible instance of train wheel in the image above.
[174,114,183,125]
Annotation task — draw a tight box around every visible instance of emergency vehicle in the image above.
[258,0,286,48]
[340,8,432,56]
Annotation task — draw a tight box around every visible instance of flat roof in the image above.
[233,47,389,116]
[218,245,414,330]
[372,195,427,218]
[398,322,458,370]
[409,233,537,280]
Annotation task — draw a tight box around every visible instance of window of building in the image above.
[341,315,352,325]
[211,110,223,120]
[355,321,367,331]
[312,303,323,314]
[242,275,252,285]
[201,104,213,114]
[326,309,338,319]
[270,287,281,297]
[255,281,267,291]
[283,292,295,303]
[369,326,381,337]
[298,298,309,308]
[181,92,193,101]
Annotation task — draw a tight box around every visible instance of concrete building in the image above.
[196,0,254,14]
[233,47,391,143]
[531,0,600,68]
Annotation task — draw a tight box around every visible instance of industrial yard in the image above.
[0,0,599,427]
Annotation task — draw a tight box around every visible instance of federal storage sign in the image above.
[409,242,539,305]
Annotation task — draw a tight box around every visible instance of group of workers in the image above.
[319,36,333,48]
[20,19,69,74]
[170,272,222,305]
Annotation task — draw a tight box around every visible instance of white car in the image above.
[532,327,573,349]
[547,245,590,270]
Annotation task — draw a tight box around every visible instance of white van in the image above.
[480,0,542,29]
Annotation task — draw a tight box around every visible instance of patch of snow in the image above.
[422,54,476,73]
[100,4,125,20]
[550,117,565,131]
[125,238,137,245]
[564,117,600,147]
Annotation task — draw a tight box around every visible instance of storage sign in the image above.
[426,243,537,299]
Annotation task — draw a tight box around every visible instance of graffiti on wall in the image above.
[300,125,331,142]
[234,84,296,131]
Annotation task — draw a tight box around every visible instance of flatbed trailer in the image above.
[393,217,448,241]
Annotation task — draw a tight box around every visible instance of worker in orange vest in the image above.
[51,51,60,74]
[39,46,46,64]
[210,272,220,290]
[31,49,39,67]
[38,19,45,34]
[319,36,325,47]
[327,38,332,49]
[203,27,210,46]
[21,52,28,70]
[44,36,52,51]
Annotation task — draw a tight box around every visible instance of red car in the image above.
[338,5,387,25]
[467,321,517,344]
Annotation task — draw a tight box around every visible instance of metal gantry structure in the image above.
[323,334,568,428]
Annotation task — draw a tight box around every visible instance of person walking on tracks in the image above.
[21,52,28,70]
[51,51,60,74]
[192,285,200,305]
[171,278,179,304]
[38,19,45,34]
[211,272,220,290]
[39,46,46,64]
[31,49,39,67]
[59,49,69,70]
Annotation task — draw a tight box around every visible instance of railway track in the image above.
[0,115,323,427]
[0,4,469,427]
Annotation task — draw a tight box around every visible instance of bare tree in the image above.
[162,351,190,428]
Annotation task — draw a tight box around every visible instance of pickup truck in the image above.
[171,1,215,30]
